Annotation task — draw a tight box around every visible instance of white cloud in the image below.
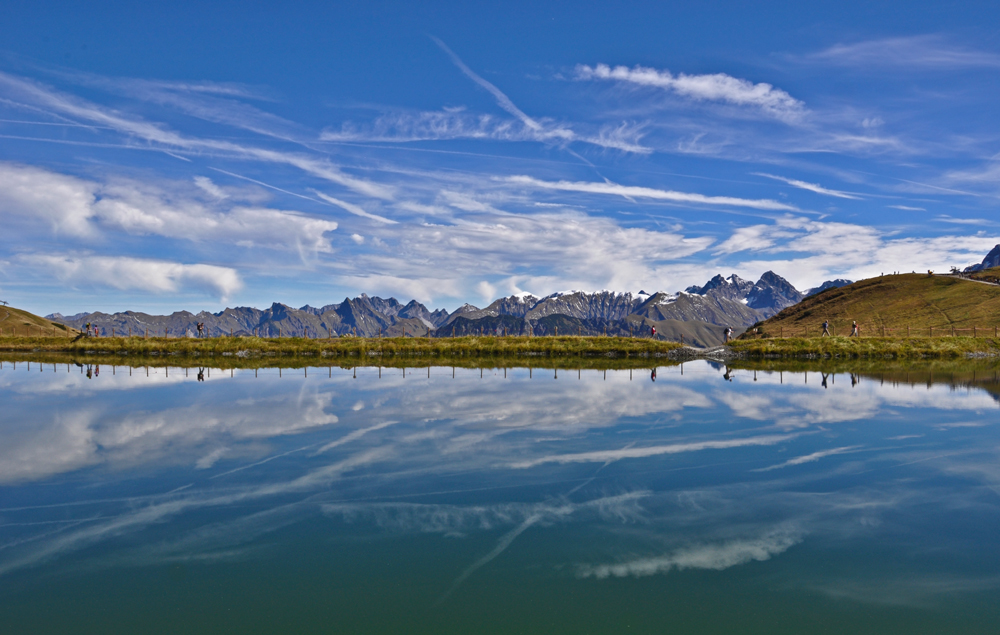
[506,175,798,211]
[576,63,805,121]
[0,162,98,237]
[711,214,1000,289]
[343,206,716,301]
[0,163,339,255]
[193,176,229,199]
[22,254,243,300]
[755,173,862,200]
[577,526,803,579]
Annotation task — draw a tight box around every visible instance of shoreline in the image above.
[1,334,998,367]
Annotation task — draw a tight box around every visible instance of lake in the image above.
[1,359,999,634]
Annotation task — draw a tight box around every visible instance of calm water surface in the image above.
[1,360,999,634]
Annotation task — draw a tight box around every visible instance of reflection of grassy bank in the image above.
[730,336,1000,359]
[727,357,1000,399]
[728,356,1000,375]
[0,335,682,370]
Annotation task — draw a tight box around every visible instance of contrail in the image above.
[435,513,544,605]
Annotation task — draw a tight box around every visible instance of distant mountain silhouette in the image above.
[48,271,809,346]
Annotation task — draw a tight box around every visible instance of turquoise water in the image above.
[1,361,999,633]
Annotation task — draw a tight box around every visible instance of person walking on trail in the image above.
[85,322,92,337]
[822,321,830,337]
[197,322,205,338]
[850,321,859,337]
[723,326,733,343]
[651,326,657,339]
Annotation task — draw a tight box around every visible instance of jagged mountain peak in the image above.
[965,244,1000,272]
[806,279,853,297]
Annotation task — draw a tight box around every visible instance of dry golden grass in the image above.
[745,273,1000,338]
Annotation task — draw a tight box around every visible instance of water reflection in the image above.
[1,360,999,632]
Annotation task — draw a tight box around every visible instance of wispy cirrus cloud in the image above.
[506,175,798,211]
[576,63,805,121]
[320,109,652,154]
[0,71,394,200]
[427,38,651,153]
[755,173,862,200]
[808,35,1000,70]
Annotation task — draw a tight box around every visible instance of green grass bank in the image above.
[0,334,682,368]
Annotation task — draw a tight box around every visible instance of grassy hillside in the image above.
[0,304,77,336]
[968,266,1000,285]
[744,273,1000,338]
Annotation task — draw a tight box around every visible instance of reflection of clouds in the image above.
[716,379,997,429]
[0,410,102,482]
[511,434,798,468]
[578,525,803,579]
[807,574,1000,607]
[322,492,648,537]
[363,376,713,430]
[3,360,1000,605]
[0,383,338,483]
[754,446,863,472]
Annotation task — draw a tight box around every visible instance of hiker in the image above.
[85,322,92,337]
[651,326,657,339]
[822,321,830,336]
[196,322,205,338]
[850,321,859,337]
[724,326,733,343]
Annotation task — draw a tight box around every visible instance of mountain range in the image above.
[48,271,843,347]
[964,244,1000,273]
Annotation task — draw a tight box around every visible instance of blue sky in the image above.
[1,0,998,315]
